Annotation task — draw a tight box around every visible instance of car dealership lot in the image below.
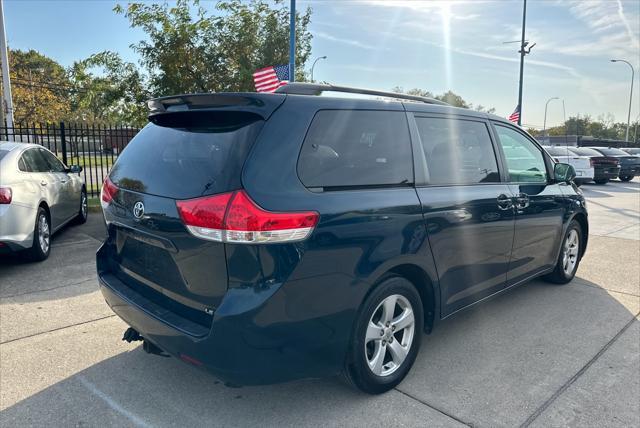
[1,181,638,427]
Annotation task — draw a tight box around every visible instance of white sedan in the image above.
[543,146,594,186]
[0,142,87,261]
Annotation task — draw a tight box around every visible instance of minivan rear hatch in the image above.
[99,93,284,332]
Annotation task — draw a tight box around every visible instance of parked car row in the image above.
[543,145,640,184]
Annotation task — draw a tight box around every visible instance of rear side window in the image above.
[0,150,9,161]
[20,149,50,172]
[297,110,413,188]
[415,117,499,185]
[109,113,264,199]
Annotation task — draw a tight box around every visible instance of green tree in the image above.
[392,87,495,113]
[6,49,71,124]
[68,51,149,126]
[115,0,313,95]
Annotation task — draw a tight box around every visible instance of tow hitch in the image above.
[122,327,170,357]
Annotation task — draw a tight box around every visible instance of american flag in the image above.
[508,105,520,123]
[253,65,289,93]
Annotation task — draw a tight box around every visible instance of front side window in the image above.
[297,110,413,188]
[415,117,500,185]
[39,149,66,172]
[494,125,548,183]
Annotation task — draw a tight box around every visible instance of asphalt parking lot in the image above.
[1,180,638,427]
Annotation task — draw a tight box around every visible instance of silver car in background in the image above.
[0,142,87,261]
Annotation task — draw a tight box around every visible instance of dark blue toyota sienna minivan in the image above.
[97,83,588,394]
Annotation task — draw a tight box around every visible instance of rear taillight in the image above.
[100,177,118,208]
[176,190,319,244]
[0,187,11,204]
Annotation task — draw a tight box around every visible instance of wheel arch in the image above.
[366,263,438,334]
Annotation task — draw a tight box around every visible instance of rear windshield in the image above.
[595,147,628,156]
[624,148,640,155]
[544,146,574,156]
[109,113,264,199]
[570,147,601,157]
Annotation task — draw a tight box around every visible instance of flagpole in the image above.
[289,0,296,82]
[516,0,527,126]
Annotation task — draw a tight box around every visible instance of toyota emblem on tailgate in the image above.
[133,201,145,219]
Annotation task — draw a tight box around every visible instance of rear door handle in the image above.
[515,193,530,209]
[497,194,513,210]
[40,181,48,186]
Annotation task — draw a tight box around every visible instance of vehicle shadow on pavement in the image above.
[0,215,105,300]
[1,276,638,427]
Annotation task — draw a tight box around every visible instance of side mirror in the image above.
[69,165,83,174]
[554,162,575,183]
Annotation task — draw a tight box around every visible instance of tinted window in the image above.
[39,149,66,172]
[415,117,499,185]
[109,117,264,199]
[594,147,628,156]
[21,149,50,172]
[495,125,548,183]
[298,110,413,188]
[570,147,601,157]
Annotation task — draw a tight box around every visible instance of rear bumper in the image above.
[619,167,638,177]
[0,204,36,251]
[593,167,620,180]
[97,243,351,385]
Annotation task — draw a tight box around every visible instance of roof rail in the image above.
[275,83,449,106]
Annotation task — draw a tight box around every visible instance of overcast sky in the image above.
[5,0,640,128]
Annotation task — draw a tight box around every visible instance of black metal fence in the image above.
[1,122,140,197]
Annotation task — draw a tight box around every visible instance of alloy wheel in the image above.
[81,193,88,219]
[562,229,579,276]
[364,294,415,377]
[38,214,50,254]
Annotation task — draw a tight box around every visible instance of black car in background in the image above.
[589,147,640,182]
[97,83,589,394]
[568,147,621,184]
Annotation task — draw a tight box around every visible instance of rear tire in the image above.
[619,175,633,182]
[594,179,608,185]
[343,275,423,394]
[544,220,582,284]
[26,207,51,262]
[74,189,88,224]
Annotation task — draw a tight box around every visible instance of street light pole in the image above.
[310,56,327,82]
[611,59,635,142]
[516,0,527,126]
[543,96,559,137]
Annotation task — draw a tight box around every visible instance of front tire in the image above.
[26,207,51,261]
[544,220,582,284]
[343,276,423,394]
[619,175,633,182]
[74,189,88,224]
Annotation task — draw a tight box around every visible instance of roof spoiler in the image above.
[147,93,286,120]
[276,83,449,106]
